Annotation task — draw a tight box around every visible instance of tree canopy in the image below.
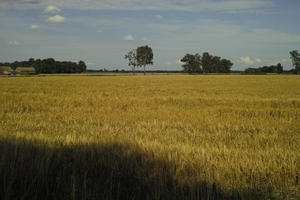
[277,63,283,74]
[125,50,138,73]
[125,46,154,75]
[181,54,202,73]
[180,52,233,73]
[137,46,154,75]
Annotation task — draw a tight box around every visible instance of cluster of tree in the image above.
[245,63,283,74]
[180,52,233,73]
[290,50,300,74]
[0,58,87,74]
[125,45,153,75]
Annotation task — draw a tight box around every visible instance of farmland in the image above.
[0,74,299,199]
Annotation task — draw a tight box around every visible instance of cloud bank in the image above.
[0,0,273,12]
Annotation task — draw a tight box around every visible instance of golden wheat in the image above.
[0,74,299,199]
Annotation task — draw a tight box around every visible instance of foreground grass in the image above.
[0,75,299,199]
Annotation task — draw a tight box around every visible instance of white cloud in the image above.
[255,58,262,63]
[239,56,254,65]
[239,56,262,65]
[46,15,65,23]
[123,35,135,41]
[154,14,164,20]
[8,40,20,46]
[141,37,148,41]
[176,60,184,65]
[31,24,40,29]
[43,5,61,13]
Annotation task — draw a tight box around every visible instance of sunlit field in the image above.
[0,74,299,200]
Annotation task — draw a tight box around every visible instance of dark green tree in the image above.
[217,59,233,73]
[28,58,35,65]
[78,61,87,73]
[2,58,87,74]
[201,53,215,73]
[180,52,233,73]
[180,54,202,73]
[290,50,300,74]
[136,46,153,75]
[201,53,233,73]
[276,63,283,74]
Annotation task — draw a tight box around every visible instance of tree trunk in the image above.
[144,65,146,75]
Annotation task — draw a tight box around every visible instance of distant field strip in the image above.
[0,75,299,200]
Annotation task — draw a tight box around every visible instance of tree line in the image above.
[125,46,300,75]
[2,48,299,75]
[245,63,283,74]
[125,47,233,74]
[244,50,300,74]
[0,58,87,74]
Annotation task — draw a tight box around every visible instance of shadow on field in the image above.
[0,137,273,200]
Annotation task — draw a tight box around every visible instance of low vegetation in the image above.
[0,75,299,199]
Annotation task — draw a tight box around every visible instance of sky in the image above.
[0,0,299,70]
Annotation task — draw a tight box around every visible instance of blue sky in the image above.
[0,0,299,70]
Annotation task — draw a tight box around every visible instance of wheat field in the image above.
[0,74,299,200]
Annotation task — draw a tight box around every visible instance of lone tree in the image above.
[125,49,138,74]
[290,50,300,74]
[136,45,153,75]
